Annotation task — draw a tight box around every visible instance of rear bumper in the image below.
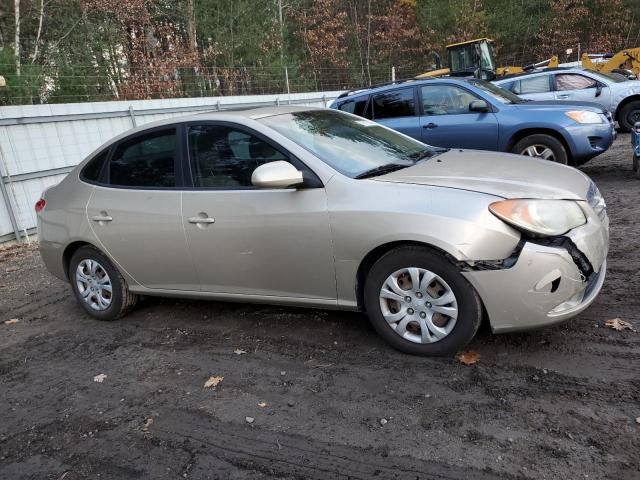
[462,212,609,333]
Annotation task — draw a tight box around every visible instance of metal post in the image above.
[0,168,22,244]
[128,106,137,127]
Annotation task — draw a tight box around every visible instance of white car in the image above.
[494,67,640,131]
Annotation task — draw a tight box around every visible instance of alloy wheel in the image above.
[379,267,458,344]
[520,144,556,161]
[75,259,113,311]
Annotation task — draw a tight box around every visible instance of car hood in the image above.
[375,149,592,200]
[511,100,607,113]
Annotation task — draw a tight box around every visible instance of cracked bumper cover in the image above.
[462,215,609,333]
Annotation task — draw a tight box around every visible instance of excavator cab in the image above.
[447,38,497,80]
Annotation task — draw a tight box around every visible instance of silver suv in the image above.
[494,67,640,131]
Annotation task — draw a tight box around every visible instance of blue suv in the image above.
[329,78,615,165]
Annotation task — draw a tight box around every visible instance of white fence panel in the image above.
[0,91,342,243]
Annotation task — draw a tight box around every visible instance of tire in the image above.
[512,134,568,165]
[633,153,639,173]
[618,100,640,133]
[363,246,483,356]
[69,245,137,321]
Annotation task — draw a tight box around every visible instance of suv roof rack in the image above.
[336,77,419,99]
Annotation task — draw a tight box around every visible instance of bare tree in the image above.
[31,0,45,63]
[14,0,20,76]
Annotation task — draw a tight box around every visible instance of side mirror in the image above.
[251,161,304,189]
[595,84,603,97]
[469,99,489,113]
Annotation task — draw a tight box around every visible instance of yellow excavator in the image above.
[416,38,640,81]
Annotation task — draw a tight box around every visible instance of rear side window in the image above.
[109,129,177,188]
[338,98,368,117]
[81,149,109,182]
[372,89,416,119]
[555,74,597,91]
[513,76,551,94]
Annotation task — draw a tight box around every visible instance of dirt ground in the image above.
[1,135,639,480]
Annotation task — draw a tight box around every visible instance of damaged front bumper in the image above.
[462,208,609,333]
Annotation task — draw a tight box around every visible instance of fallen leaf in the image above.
[604,318,634,331]
[204,376,224,388]
[455,350,481,365]
[234,349,247,355]
[93,373,107,383]
[636,417,640,425]
[257,401,267,408]
[245,416,255,423]
[3,318,19,325]
[142,418,154,432]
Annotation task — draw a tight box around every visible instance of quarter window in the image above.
[338,98,368,117]
[81,149,109,182]
[188,125,289,188]
[555,74,597,91]
[109,129,176,188]
[372,89,416,119]
[420,85,479,115]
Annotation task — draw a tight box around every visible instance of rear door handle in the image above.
[557,94,570,99]
[188,216,215,224]
[91,215,112,222]
[423,122,438,129]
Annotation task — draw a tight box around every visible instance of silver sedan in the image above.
[37,106,609,355]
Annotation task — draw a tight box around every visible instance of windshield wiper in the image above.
[408,148,449,162]
[355,163,409,179]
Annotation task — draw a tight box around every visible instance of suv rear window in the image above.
[372,88,416,119]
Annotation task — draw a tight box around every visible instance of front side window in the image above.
[109,129,176,187]
[338,97,368,117]
[372,89,416,119]
[516,75,551,94]
[421,85,479,115]
[188,125,288,188]
[555,74,598,91]
[258,110,438,178]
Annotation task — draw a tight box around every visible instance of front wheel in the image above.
[618,101,640,133]
[69,246,138,321]
[363,246,483,356]
[512,134,568,164]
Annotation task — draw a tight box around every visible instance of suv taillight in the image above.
[35,198,46,213]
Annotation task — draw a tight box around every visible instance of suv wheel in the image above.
[618,100,640,133]
[512,134,568,164]
[363,246,482,356]
[69,246,138,321]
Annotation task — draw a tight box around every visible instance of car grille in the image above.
[587,182,607,222]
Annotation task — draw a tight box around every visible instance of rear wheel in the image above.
[363,246,482,356]
[512,134,568,165]
[69,246,137,321]
[618,100,640,133]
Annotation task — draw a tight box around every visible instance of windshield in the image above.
[258,110,438,178]
[584,69,626,83]
[468,79,521,104]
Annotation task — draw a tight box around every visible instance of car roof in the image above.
[495,67,586,82]
[334,77,478,102]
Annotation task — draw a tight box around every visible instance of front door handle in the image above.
[91,214,112,222]
[423,122,438,129]
[557,94,570,99]
[188,216,215,224]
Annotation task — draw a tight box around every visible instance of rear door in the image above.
[418,84,499,150]
[370,87,422,140]
[86,127,199,291]
[508,74,555,101]
[180,123,336,300]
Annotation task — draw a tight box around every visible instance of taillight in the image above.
[35,198,46,213]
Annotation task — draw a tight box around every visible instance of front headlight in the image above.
[565,110,603,124]
[489,199,587,236]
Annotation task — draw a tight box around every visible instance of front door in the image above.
[87,127,198,291]
[181,124,336,300]
[418,84,499,150]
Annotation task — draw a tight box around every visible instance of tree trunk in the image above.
[31,0,44,63]
[14,0,20,76]
[366,0,372,85]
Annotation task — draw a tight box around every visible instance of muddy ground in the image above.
[1,135,639,480]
